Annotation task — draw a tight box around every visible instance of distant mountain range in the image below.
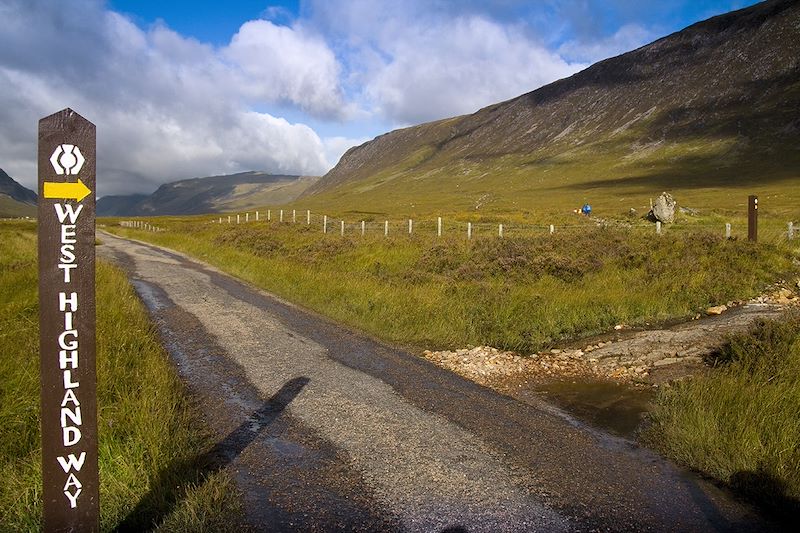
[0,168,36,217]
[97,171,318,216]
[304,0,800,215]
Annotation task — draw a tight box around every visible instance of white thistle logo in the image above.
[50,144,85,176]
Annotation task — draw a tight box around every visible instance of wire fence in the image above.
[122,208,798,245]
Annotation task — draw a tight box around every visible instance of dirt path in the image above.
[98,232,775,532]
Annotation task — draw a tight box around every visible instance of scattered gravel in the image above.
[423,285,799,388]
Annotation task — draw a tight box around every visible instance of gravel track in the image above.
[98,232,774,532]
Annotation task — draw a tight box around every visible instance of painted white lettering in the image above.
[64,488,82,509]
[60,224,77,244]
[61,388,80,408]
[54,203,83,224]
[58,263,77,282]
[58,330,78,351]
[59,292,78,312]
[64,311,73,330]
[61,406,82,427]
[63,370,79,389]
[63,473,83,491]
[62,426,81,446]
[60,244,75,263]
[59,350,78,370]
[57,452,86,473]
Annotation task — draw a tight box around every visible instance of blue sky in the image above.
[0,0,759,196]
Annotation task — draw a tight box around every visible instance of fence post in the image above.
[307,210,311,225]
[280,209,284,223]
[725,223,731,239]
[361,221,365,236]
[550,224,554,235]
[323,215,328,233]
[437,217,442,237]
[228,216,231,223]
[408,219,413,235]
[341,220,345,236]
[748,195,758,242]
[789,222,794,240]
[499,224,503,238]
[293,210,296,223]
[268,209,271,221]
[467,222,472,240]
[237,214,240,224]
[246,213,249,223]
[218,217,222,224]
[656,221,661,235]
[384,221,388,236]
[256,211,259,222]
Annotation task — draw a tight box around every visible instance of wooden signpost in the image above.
[38,108,99,531]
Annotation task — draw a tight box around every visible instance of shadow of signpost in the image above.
[116,376,310,532]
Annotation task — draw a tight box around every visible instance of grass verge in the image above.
[644,312,800,520]
[0,220,239,531]
[107,217,794,354]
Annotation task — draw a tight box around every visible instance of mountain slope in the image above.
[98,172,318,216]
[0,168,37,217]
[305,0,800,216]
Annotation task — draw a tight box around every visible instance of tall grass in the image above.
[108,218,793,353]
[644,313,800,519]
[0,221,238,531]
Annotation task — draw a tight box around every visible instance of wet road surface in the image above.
[98,232,773,532]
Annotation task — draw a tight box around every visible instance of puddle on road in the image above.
[517,378,655,440]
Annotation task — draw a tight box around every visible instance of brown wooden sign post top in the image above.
[38,108,99,532]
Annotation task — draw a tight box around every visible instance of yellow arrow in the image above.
[43,179,92,202]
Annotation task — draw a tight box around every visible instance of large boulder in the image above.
[650,192,676,223]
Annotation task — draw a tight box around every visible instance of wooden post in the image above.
[245,213,249,223]
[218,217,222,224]
[307,210,311,225]
[361,221,365,236]
[499,224,503,238]
[341,220,345,236]
[384,220,388,236]
[656,221,662,235]
[293,209,296,223]
[228,215,231,223]
[268,209,271,221]
[408,219,413,235]
[467,222,472,240]
[437,217,442,237]
[725,223,731,239]
[549,224,554,235]
[236,214,240,224]
[323,215,328,233]
[38,108,100,531]
[789,222,795,240]
[280,209,284,223]
[748,195,758,242]
[255,211,259,222]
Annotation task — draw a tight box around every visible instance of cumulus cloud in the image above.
[363,16,584,124]
[0,0,347,196]
[305,0,586,125]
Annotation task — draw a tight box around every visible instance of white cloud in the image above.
[363,16,585,124]
[0,0,344,196]
[223,20,345,118]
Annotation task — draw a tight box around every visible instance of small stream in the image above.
[514,378,655,440]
